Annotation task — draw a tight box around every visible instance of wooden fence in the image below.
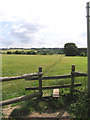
[0,65,87,106]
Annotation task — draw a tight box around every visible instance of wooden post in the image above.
[39,66,42,99]
[70,65,75,94]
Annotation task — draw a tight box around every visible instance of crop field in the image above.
[2,54,87,101]
[0,49,30,53]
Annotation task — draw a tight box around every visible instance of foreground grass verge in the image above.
[2,91,89,119]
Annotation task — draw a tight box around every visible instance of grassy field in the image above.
[2,54,87,101]
[2,54,87,76]
[2,54,89,119]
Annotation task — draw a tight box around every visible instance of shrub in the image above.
[14,50,22,54]
[32,51,37,55]
[80,52,87,57]
[68,92,89,119]
[21,50,26,54]
[7,51,12,54]
[26,51,32,55]
[2,52,5,54]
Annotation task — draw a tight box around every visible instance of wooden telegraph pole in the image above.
[87,2,90,98]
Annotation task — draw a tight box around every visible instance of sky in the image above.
[0,0,89,48]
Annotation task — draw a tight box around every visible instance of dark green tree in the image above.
[64,43,78,56]
[7,51,12,54]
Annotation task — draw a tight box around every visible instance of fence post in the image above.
[39,66,43,99]
[70,65,75,94]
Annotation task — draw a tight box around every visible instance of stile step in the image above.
[53,89,59,97]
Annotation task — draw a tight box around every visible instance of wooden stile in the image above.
[1,65,87,106]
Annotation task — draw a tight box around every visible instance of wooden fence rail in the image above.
[0,72,43,82]
[0,71,87,82]
[72,72,87,77]
[25,84,82,90]
[0,72,87,82]
[25,75,72,80]
[0,92,41,106]
[0,65,87,106]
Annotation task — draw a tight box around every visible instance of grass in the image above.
[2,54,87,100]
[2,54,89,119]
[2,54,87,76]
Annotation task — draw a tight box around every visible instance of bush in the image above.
[26,51,32,55]
[2,52,5,54]
[68,92,89,119]
[14,50,22,54]
[42,52,47,55]
[7,51,12,54]
[32,51,37,55]
[80,52,87,57]
[21,50,26,54]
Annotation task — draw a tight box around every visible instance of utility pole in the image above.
[87,2,90,98]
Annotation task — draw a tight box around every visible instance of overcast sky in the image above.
[0,0,89,48]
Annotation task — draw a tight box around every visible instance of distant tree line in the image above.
[5,50,37,55]
[1,44,87,56]
[2,48,64,55]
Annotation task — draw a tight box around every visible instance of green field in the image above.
[2,54,87,101]
[2,54,87,76]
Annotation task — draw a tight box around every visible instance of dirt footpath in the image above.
[2,105,70,119]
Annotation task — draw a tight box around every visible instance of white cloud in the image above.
[0,0,89,48]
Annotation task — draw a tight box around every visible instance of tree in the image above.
[7,51,12,54]
[64,43,78,56]
[26,51,32,55]
[14,50,22,54]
